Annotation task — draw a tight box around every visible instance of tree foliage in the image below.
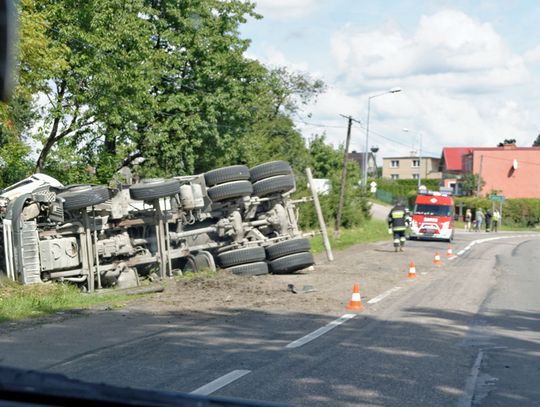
[461,173,485,196]
[533,134,540,147]
[1,0,327,187]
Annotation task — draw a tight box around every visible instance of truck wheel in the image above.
[204,165,250,187]
[59,186,111,211]
[225,261,269,276]
[265,238,311,261]
[250,160,292,183]
[269,252,314,274]
[129,179,181,201]
[252,175,295,197]
[207,180,253,202]
[181,252,216,273]
[217,246,266,268]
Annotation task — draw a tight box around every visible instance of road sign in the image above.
[489,195,505,201]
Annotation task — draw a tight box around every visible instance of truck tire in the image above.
[207,180,253,202]
[59,186,111,211]
[217,246,266,268]
[129,179,181,201]
[225,261,269,276]
[204,165,250,187]
[252,175,295,197]
[265,238,311,261]
[250,160,292,183]
[269,251,314,274]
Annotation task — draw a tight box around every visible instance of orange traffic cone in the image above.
[346,282,364,310]
[408,261,417,278]
[433,252,442,265]
[446,246,454,257]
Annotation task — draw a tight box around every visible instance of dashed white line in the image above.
[286,314,356,349]
[367,286,403,304]
[190,370,251,395]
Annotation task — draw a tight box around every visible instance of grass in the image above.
[0,278,136,323]
[174,268,220,281]
[310,218,390,254]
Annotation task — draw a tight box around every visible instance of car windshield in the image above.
[414,204,453,217]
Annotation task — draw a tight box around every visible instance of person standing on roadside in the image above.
[387,201,411,252]
[492,209,501,232]
[475,208,484,231]
[465,208,472,232]
[485,209,492,232]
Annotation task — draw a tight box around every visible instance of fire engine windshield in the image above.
[414,204,453,217]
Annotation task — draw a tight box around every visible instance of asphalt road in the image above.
[1,231,539,406]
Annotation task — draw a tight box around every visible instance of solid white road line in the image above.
[455,234,540,259]
[286,314,356,349]
[190,370,251,395]
[367,286,402,304]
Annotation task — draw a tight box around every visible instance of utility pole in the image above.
[335,114,361,238]
[476,155,484,197]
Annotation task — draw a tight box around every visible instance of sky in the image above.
[240,0,540,161]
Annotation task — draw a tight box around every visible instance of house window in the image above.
[412,159,420,167]
[391,174,399,180]
[412,174,419,180]
[391,160,399,168]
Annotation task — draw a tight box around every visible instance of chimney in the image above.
[502,143,516,150]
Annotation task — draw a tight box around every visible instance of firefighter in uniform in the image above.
[387,201,411,252]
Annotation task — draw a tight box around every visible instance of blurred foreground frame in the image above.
[0,0,16,102]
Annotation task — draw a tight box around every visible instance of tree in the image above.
[497,138,516,147]
[461,173,485,196]
[307,134,341,178]
[0,0,68,187]
[32,0,156,183]
[9,0,326,187]
[533,134,540,147]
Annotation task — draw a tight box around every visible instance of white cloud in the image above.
[245,7,540,160]
[524,45,540,63]
[253,0,318,20]
[245,45,309,71]
[331,9,529,92]
[308,8,537,159]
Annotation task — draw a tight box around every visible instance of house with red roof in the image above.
[440,143,540,198]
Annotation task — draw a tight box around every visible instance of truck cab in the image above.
[409,192,455,242]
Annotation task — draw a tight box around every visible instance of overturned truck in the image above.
[0,161,314,292]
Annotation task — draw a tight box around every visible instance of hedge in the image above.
[454,197,540,226]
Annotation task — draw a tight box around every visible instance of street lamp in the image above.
[363,87,402,189]
[403,128,423,189]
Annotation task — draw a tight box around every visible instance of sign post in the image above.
[489,195,505,227]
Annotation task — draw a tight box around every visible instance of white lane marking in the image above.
[190,370,251,395]
[457,350,484,407]
[367,286,403,304]
[286,314,356,349]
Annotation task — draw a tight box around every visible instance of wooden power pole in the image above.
[335,114,361,238]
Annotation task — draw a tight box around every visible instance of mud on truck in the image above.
[0,161,314,292]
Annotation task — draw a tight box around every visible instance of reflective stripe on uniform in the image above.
[391,210,405,219]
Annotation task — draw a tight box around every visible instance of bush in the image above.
[375,178,441,206]
[296,162,370,230]
[454,196,540,226]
